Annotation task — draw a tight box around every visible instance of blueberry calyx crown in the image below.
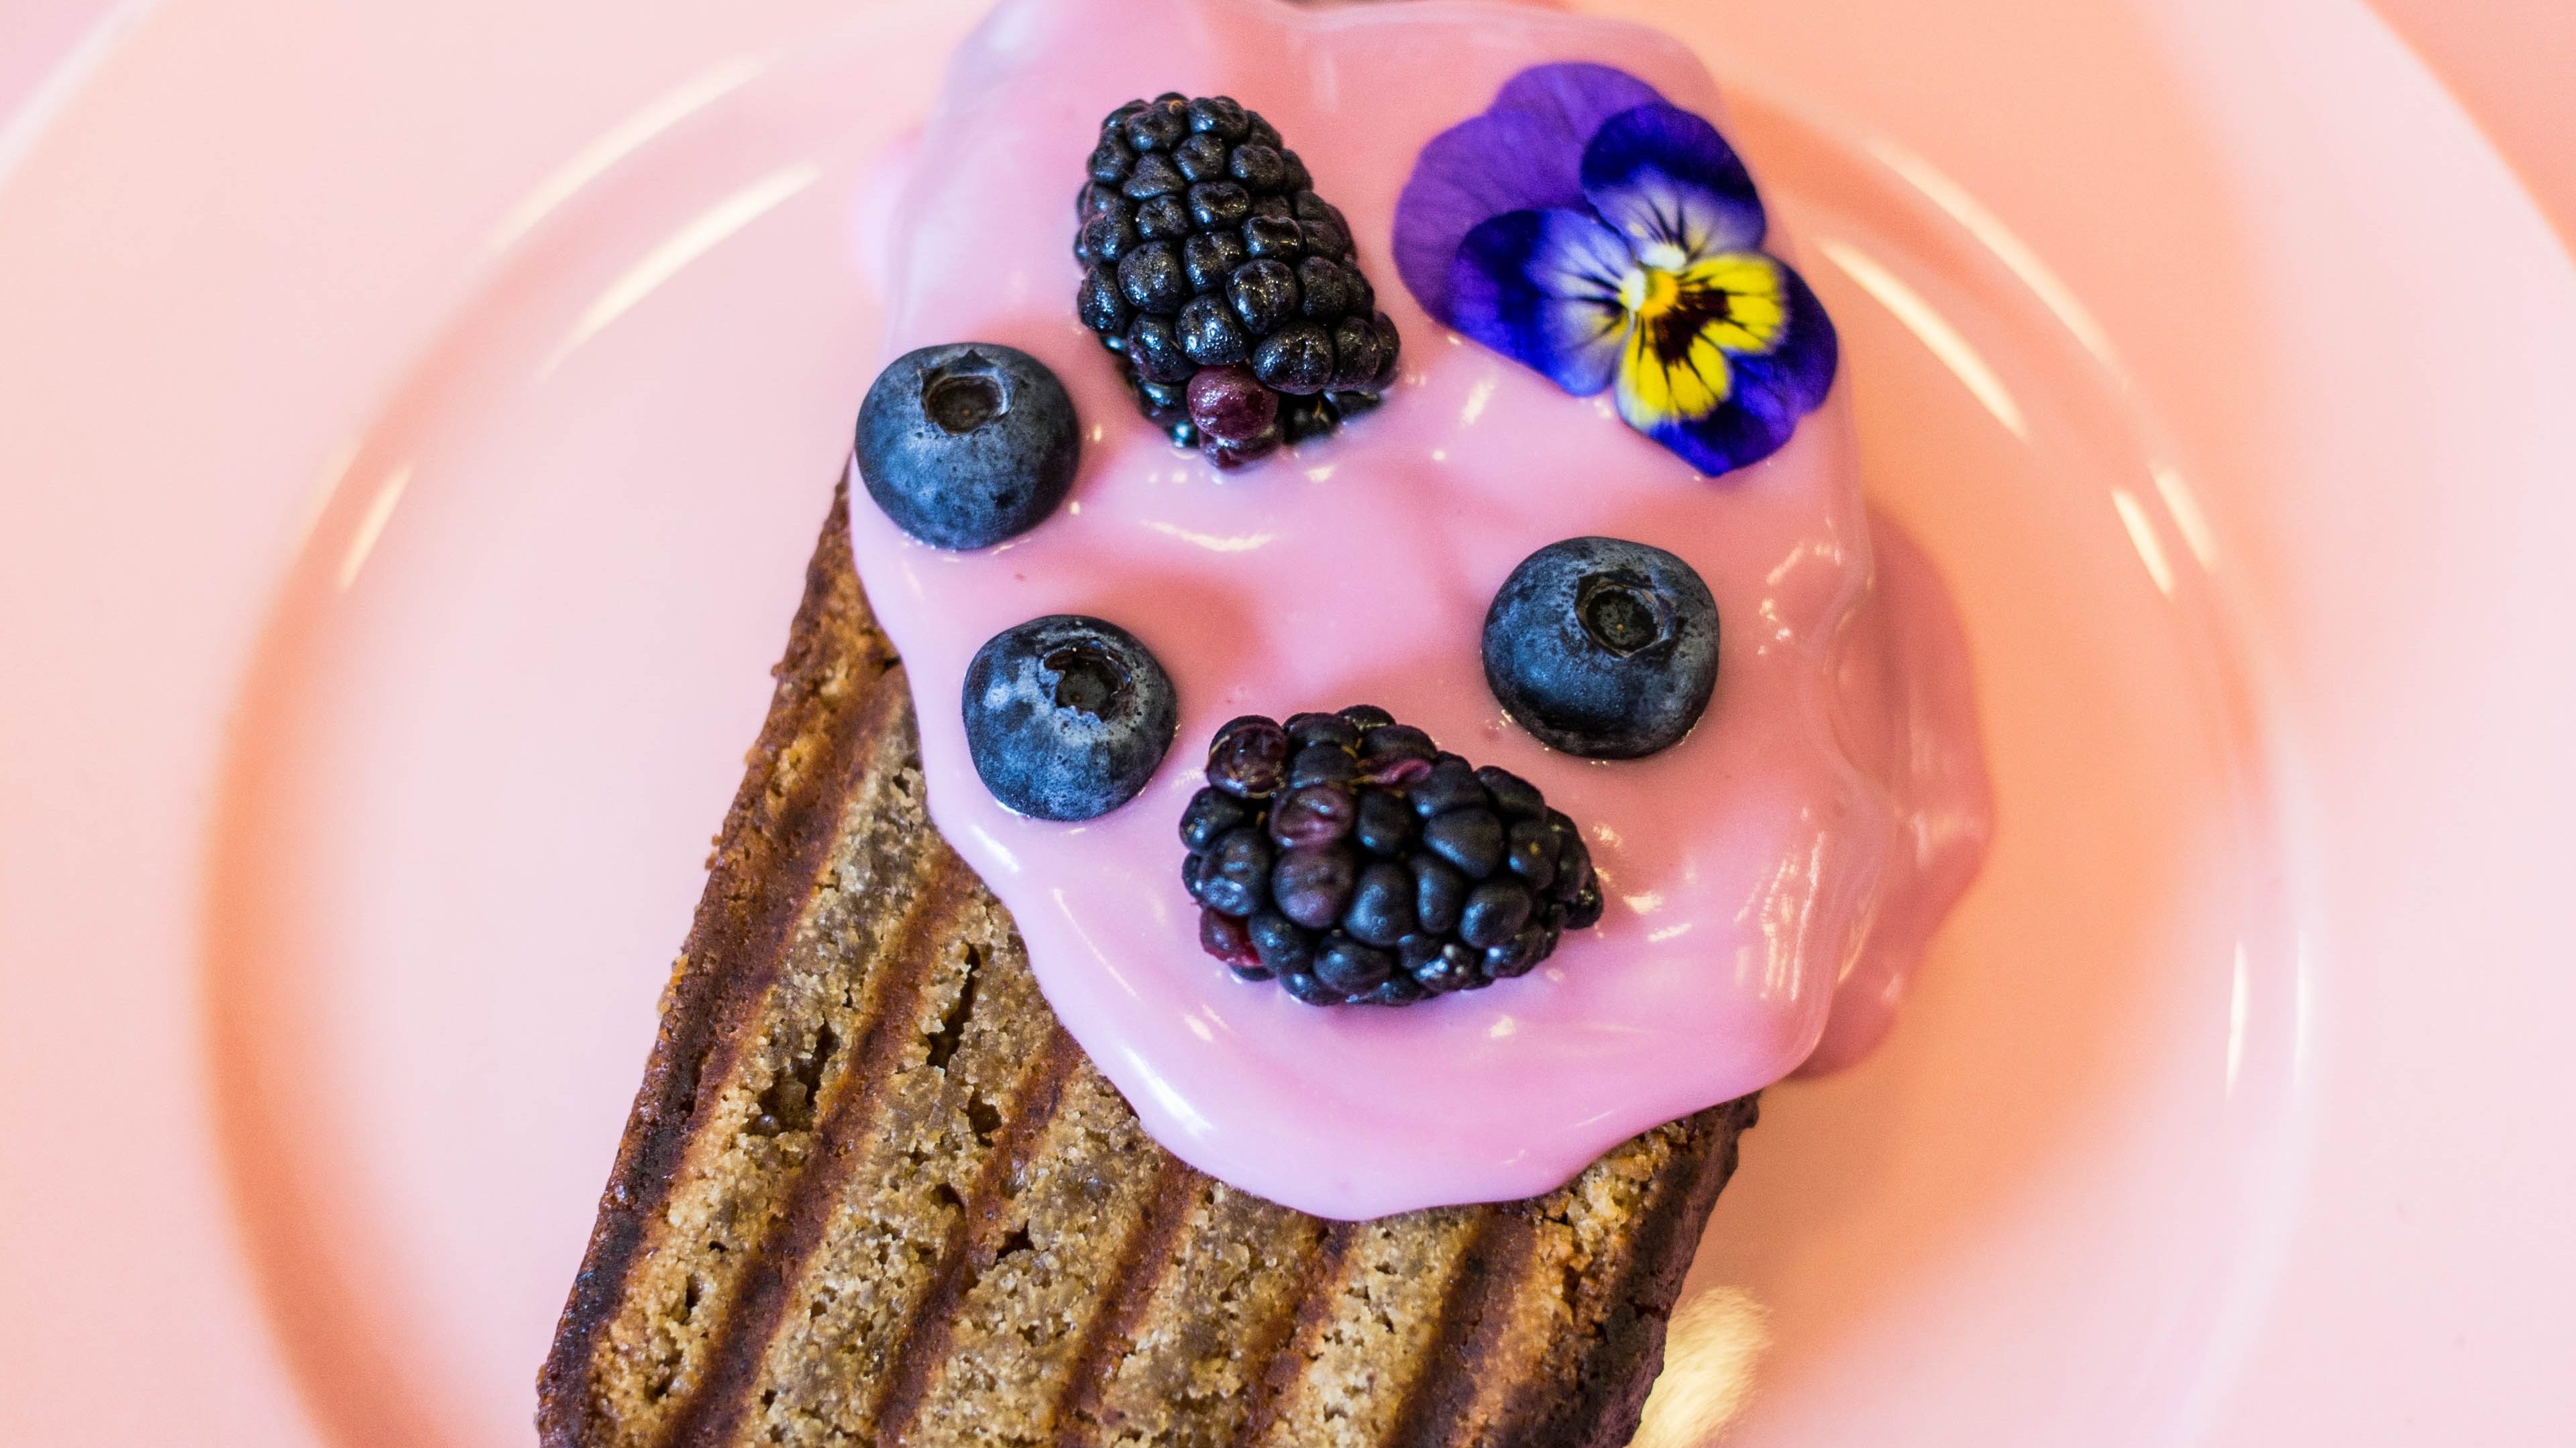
[1181,706,1604,1006]
[1077,92,1401,468]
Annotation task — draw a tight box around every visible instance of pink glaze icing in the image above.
[844,0,1992,1219]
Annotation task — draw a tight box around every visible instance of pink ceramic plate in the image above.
[3,1,2571,1445]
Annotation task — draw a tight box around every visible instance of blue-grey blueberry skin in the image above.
[961,615,1177,821]
[855,343,1080,551]
[1481,537,1721,760]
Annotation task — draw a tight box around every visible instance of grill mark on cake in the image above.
[894,1096,1186,1446]
[1228,1219,1357,1448]
[660,860,993,1448]
[1382,1208,1545,1447]
[1196,1200,1334,1447]
[863,1029,1085,1445]
[1075,1185,1332,1448]
[723,914,1064,1448]
[1049,1165,1216,1448]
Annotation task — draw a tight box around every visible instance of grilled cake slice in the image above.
[538,485,1759,1448]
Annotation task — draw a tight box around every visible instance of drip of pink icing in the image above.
[845,0,1992,1219]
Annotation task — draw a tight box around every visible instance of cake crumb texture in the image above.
[537,486,1758,1448]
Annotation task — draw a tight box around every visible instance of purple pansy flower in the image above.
[1394,63,1837,478]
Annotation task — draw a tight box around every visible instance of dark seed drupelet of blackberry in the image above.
[1201,909,1263,976]
[1206,715,1289,797]
[1178,704,1606,1006]
[1076,92,1401,466]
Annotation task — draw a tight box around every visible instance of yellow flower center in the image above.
[1621,265,1687,320]
[1612,252,1794,427]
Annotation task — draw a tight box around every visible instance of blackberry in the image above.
[1076,93,1402,467]
[1177,706,1604,1006]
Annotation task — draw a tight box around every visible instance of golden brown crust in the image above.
[539,484,1756,1448]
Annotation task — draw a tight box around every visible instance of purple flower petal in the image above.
[1394,110,1589,325]
[1619,259,1838,477]
[1448,207,1633,397]
[1489,61,1668,148]
[1393,63,1666,325]
[1580,103,1766,261]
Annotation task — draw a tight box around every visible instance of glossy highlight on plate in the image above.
[845,0,1992,1219]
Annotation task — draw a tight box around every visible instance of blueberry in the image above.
[857,344,1080,552]
[961,615,1175,820]
[1483,537,1720,759]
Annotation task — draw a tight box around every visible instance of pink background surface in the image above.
[5,1,2563,234]
[3,2,2573,1446]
